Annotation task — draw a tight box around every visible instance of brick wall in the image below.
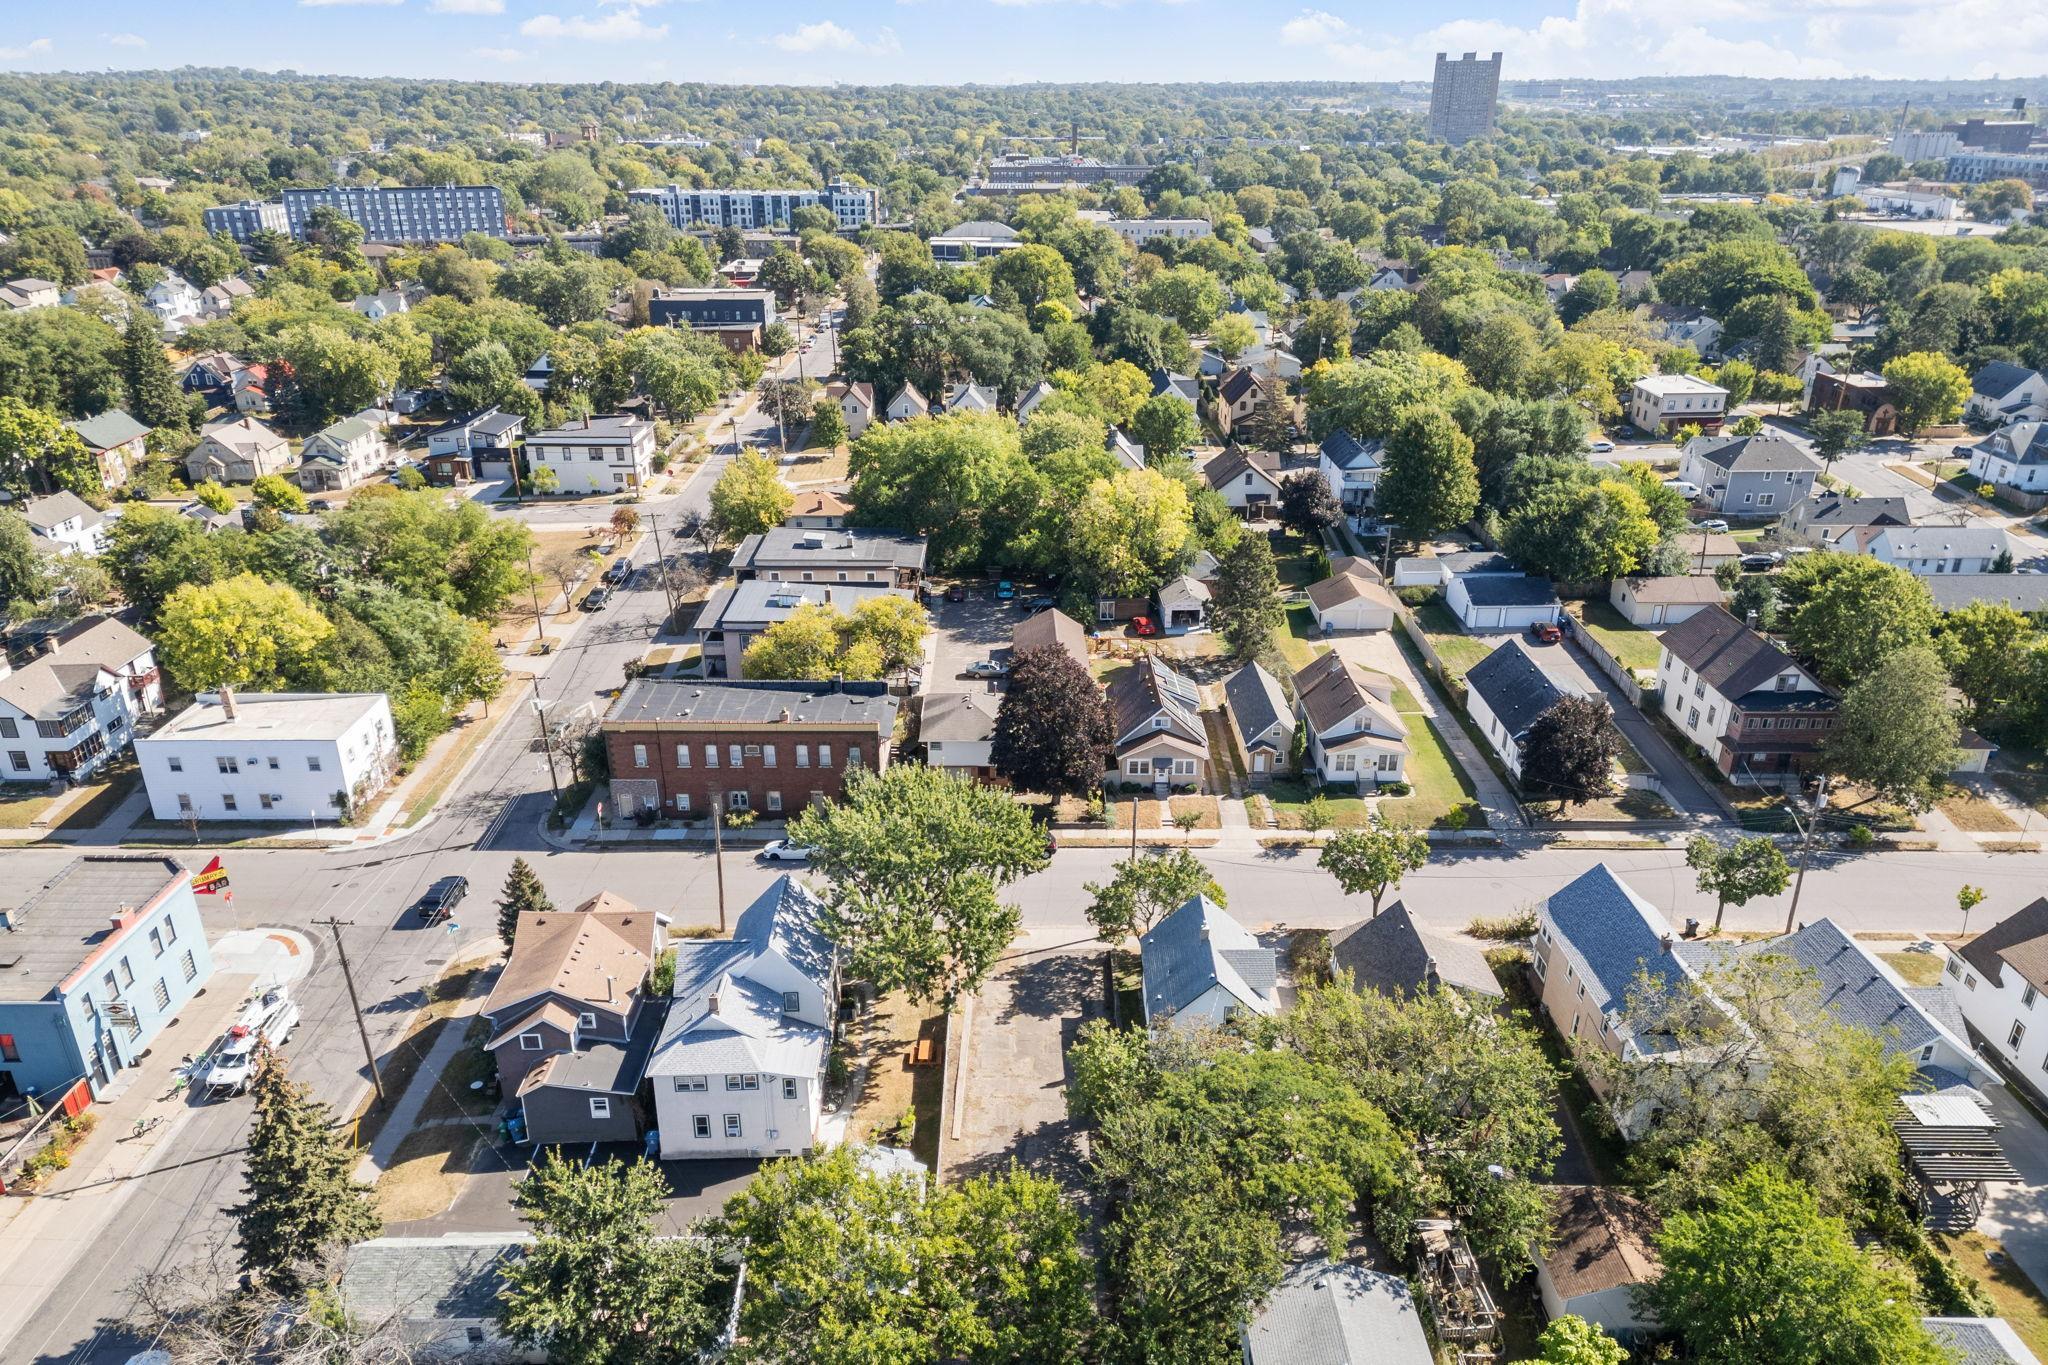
[605,723,888,817]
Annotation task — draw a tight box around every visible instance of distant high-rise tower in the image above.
[1428,51,1502,145]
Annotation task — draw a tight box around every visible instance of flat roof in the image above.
[0,856,188,1002]
[605,678,898,729]
[1634,373,1728,396]
[145,692,388,743]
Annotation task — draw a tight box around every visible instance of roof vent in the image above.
[1661,932,1677,953]
[706,992,720,1015]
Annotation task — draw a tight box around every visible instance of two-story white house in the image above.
[1966,362,2048,427]
[1965,422,2048,503]
[1628,374,1727,436]
[1291,650,1408,788]
[1317,429,1382,517]
[134,689,398,822]
[21,492,109,556]
[144,272,203,334]
[1656,606,1836,785]
[295,415,388,492]
[0,617,162,784]
[524,415,654,496]
[1949,898,2048,1104]
[1201,446,1284,514]
[646,876,839,1160]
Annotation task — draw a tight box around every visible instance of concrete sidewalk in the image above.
[0,975,256,1363]
[352,966,496,1185]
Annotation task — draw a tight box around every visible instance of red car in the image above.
[1131,616,1159,637]
[944,583,967,603]
[1528,620,1562,644]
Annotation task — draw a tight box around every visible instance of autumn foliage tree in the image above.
[991,644,1116,794]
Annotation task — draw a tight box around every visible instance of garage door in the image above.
[1473,607,1502,629]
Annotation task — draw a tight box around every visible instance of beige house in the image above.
[1292,650,1407,788]
[1608,576,1725,627]
[187,416,291,484]
[1108,655,1209,791]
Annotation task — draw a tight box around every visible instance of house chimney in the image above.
[779,708,792,722]
[1199,924,1210,942]
[1745,611,1758,630]
[707,992,720,1015]
[1424,956,1441,992]
[1661,932,1677,952]
[604,972,615,1003]
[218,685,237,720]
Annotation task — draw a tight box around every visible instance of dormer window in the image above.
[1776,672,1799,692]
[782,991,800,1014]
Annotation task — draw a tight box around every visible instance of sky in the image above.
[1,0,2045,87]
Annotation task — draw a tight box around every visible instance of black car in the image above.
[583,587,612,611]
[416,875,468,923]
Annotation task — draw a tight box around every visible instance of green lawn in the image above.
[1268,529,1328,589]
[0,766,139,831]
[1272,603,1329,672]
[1568,600,1663,673]
[1265,683,1483,831]
[1409,595,1494,678]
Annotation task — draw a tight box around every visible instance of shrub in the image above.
[1376,780,1412,797]
[1467,909,1538,940]
[1847,823,1876,849]
[725,808,757,830]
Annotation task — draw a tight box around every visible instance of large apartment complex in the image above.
[202,199,290,243]
[1428,52,1503,145]
[627,182,879,232]
[281,185,505,243]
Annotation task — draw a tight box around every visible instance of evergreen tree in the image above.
[122,311,186,431]
[1209,533,1283,662]
[231,1048,380,1291]
[497,857,555,948]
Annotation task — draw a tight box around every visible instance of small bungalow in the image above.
[1330,901,1503,1005]
[1463,638,1575,781]
[1241,1258,1433,1365]
[1012,607,1090,672]
[785,489,852,529]
[1201,446,1283,514]
[828,380,877,437]
[1222,661,1294,784]
[1014,379,1055,423]
[1139,894,1278,1030]
[918,690,999,781]
[64,410,150,489]
[1292,650,1407,788]
[885,383,929,422]
[1108,655,1208,792]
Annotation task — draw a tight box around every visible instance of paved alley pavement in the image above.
[1545,638,1724,820]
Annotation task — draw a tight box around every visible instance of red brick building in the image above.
[602,679,900,820]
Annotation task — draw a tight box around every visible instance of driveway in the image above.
[1537,637,1724,821]
[1976,1083,2048,1297]
[928,587,1027,695]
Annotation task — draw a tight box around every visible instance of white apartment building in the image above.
[1949,898,2048,1102]
[524,415,655,496]
[0,617,162,784]
[627,182,879,232]
[1862,526,2014,576]
[647,877,839,1160]
[1108,218,1213,247]
[1628,374,1728,436]
[135,690,397,822]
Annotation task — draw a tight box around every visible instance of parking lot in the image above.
[926,583,1039,694]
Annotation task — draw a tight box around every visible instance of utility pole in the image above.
[1784,771,1831,934]
[524,548,547,650]
[1129,794,1139,858]
[316,918,387,1113]
[711,792,728,934]
[644,511,680,627]
[531,694,561,801]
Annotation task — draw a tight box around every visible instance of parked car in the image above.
[1527,620,1563,644]
[307,499,331,512]
[758,840,817,862]
[1025,595,1056,612]
[1695,518,1731,533]
[945,583,968,603]
[1588,439,1615,453]
[582,587,612,612]
[963,659,1007,679]
[1740,552,1782,572]
[198,988,301,1097]
[1131,615,1159,637]
[606,556,632,584]
[416,875,468,923]
[995,580,1016,600]
[1664,479,1702,499]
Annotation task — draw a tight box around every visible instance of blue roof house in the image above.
[1139,895,1278,1031]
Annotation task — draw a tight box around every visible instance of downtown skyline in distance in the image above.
[1,0,2047,88]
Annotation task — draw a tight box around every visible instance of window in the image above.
[2011,1022,2028,1051]
[152,978,169,1011]
[705,744,720,768]
[164,917,178,945]
[673,1075,708,1092]
[259,794,276,811]
[149,927,164,958]
[222,795,237,812]
[0,1034,16,1062]
[847,745,863,769]
[1127,760,1145,776]
[782,991,801,1014]
[633,744,648,769]
[763,745,777,767]
[167,756,182,772]
[724,1114,743,1138]
[267,756,280,770]
[8,752,27,772]
[1947,956,1963,979]
[181,949,197,982]
[520,1033,543,1050]
[819,745,833,768]
[1967,975,1978,990]
[2026,985,2038,1009]
[589,1097,612,1119]
[766,790,782,812]
[0,718,13,738]
[727,1074,759,1091]
[217,757,238,774]
[783,1077,799,1100]
[578,1012,598,1029]
[795,744,810,768]
[118,957,134,988]
[675,793,692,813]
[693,1114,711,1138]
[728,744,743,767]
[676,744,691,767]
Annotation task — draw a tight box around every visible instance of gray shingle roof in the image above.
[525,998,667,1096]
[1973,361,2042,400]
[21,491,100,532]
[1457,573,1559,608]
[1973,424,2048,467]
[1959,897,2048,994]
[1540,865,1687,1030]
[1925,575,2048,614]
[918,690,998,743]
[339,1234,529,1326]
[1658,606,1825,703]
[1223,662,1292,751]
[1329,902,1502,1001]
[1921,1317,2042,1365]
[1242,1259,1433,1365]
[649,876,835,1078]
[1109,655,1206,752]
[65,410,150,451]
[0,855,188,1002]
[1318,429,1382,470]
[1464,639,1565,740]
[1683,432,1820,474]
[0,616,155,724]
[605,678,897,730]
[1139,894,1277,1022]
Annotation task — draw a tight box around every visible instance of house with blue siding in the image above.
[0,856,213,1108]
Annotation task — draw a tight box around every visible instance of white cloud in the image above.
[0,38,54,59]
[472,45,530,60]
[432,0,504,12]
[770,20,901,54]
[1280,10,1351,43]
[520,7,669,39]
[104,32,148,48]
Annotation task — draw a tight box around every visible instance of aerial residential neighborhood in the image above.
[4,20,2048,1365]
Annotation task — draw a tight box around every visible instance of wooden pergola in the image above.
[1892,1101,2022,1232]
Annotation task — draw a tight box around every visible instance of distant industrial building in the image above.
[280,185,506,244]
[626,182,878,232]
[202,199,289,244]
[1949,151,2048,187]
[1428,52,1502,145]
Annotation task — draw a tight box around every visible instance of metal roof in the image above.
[1139,894,1276,1022]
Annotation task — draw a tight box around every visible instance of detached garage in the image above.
[1446,571,1561,632]
[1609,575,1726,627]
[1306,566,1397,632]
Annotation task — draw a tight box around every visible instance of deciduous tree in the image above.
[1825,645,1961,808]
[1376,404,1479,538]
[1806,408,1867,467]
[1518,695,1621,811]
[1084,849,1225,942]
[1783,553,1936,686]
[787,764,1048,1006]
[991,644,1116,794]
[708,447,793,543]
[1685,833,1792,932]
[1881,351,1972,435]
[1318,817,1430,915]
[1128,393,1198,462]
[156,573,334,692]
